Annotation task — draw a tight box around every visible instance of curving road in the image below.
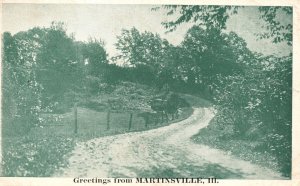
[55,107,283,179]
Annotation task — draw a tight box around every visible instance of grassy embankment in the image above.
[192,111,284,177]
[2,82,193,176]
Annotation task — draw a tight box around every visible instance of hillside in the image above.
[2,82,193,176]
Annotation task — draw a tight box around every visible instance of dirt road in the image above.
[55,107,283,179]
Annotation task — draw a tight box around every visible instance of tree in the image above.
[211,53,292,176]
[156,5,292,176]
[115,27,172,87]
[115,27,168,68]
[115,27,143,66]
[258,7,292,45]
[156,5,292,45]
[35,22,83,108]
[156,5,238,31]
[179,26,243,92]
[2,31,42,135]
[82,38,108,76]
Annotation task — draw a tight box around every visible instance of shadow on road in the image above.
[125,163,245,179]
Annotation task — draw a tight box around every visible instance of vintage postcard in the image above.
[0,0,299,185]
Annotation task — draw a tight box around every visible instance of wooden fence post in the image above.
[106,110,111,130]
[145,115,149,128]
[128,113,133,130]
[74,103,78,134]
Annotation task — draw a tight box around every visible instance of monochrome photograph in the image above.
[1,2,294,182]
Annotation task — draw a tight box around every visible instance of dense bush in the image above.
[202,54,292,177]
[2,136,75,176]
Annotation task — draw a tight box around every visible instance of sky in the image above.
[2,4,292,58]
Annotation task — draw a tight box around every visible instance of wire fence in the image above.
[29,104,193,139]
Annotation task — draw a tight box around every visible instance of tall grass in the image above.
[2,106,193,176]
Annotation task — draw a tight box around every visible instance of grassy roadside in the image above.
[2,136,75,177]
[1,98,193,177]
[28,107,193,140]
[192,112,281,176]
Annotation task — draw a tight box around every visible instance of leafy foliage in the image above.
[115,27,168,67]
[115,28,174,88]
[179,26,243,90]
[2,31,43,135]
[158,5,239,31]
[157,5,292,45]
[258,7,292,45]
[81,38,108,76]
[35,22,83,107]
[2,136,74,176]
[204,54,292,177]
[155,5,292,177]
